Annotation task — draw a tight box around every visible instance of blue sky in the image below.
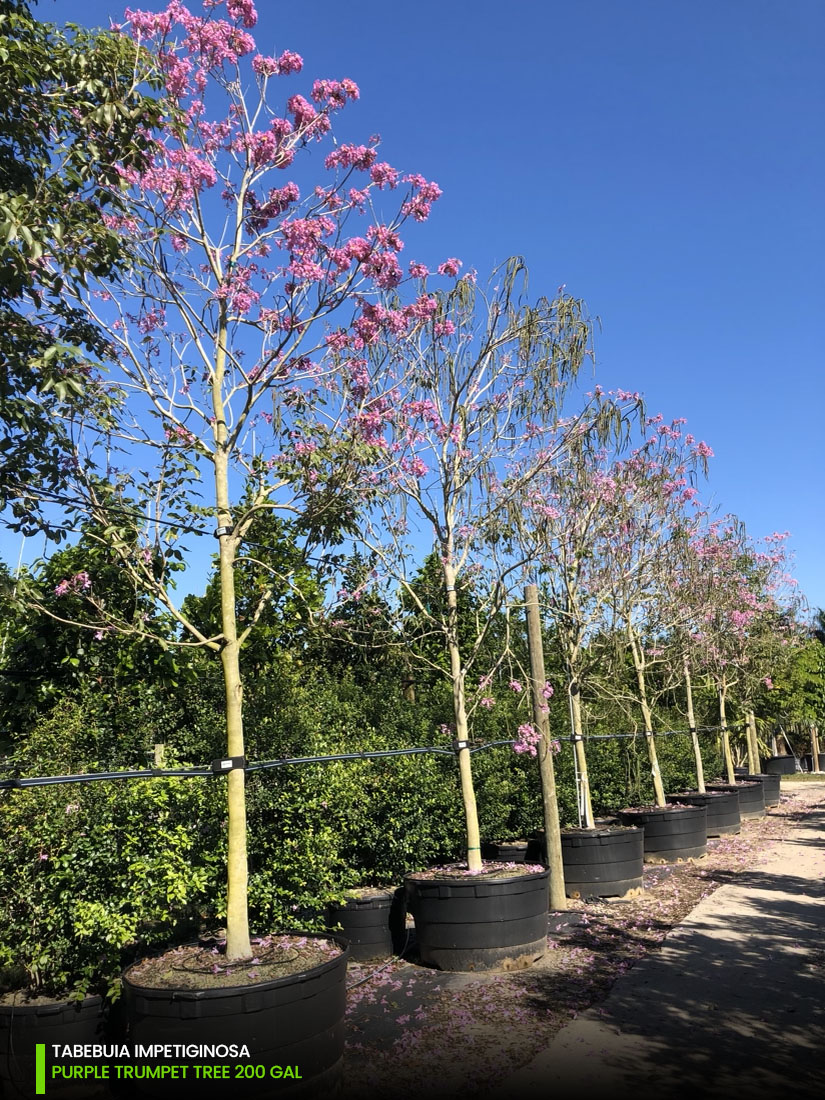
[5,0,824,611]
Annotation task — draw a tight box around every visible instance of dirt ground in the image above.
[341,783,825,1100]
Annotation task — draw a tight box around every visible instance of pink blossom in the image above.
[54,571,91,598]
[437,257,461,277]
[480,697,495,709]
[508,679,523,693]
[325,144,377,172]
[513,723,541,756]
[370,162,399,189]
[226,0,257,28]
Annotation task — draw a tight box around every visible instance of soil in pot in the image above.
[404,863,550,973]
[325,887,406,962]
[0,991,106,1100]
[617,804,707,863]
[121,932,349,1097]
[560,826,645,899]
[666,790,741,836]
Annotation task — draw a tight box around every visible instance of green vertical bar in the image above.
[35,1044,46,1095]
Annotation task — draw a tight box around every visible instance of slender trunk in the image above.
[629,631,665,806]
[683,654,705,793]
[718,678,735,784]
[812,726,821,773]
[442,560,481,871]
[212,305,250,962]
[216,468,251,962]
[746,708,761,774]
[568,681,594,828]
[524,585,566,910]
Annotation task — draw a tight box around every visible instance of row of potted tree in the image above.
[1,1,815,1095]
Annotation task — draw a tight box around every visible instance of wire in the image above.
[0,725,729,790]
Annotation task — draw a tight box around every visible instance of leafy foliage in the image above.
[0,0,162,528]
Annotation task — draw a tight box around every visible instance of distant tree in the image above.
[340,261,637,868]
[0,0,161,526]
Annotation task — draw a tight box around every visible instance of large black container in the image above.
[666,790,741,836]
[480,841,529,863]
[617,804,707,863]
[738,772,781,807]
[325,888,405,961]
[560,826,644,899]
[706,780,764,819]
[404,867,549,972]
[762,756,797,776]
[122,933,349,1097]
[0,994,105,1100]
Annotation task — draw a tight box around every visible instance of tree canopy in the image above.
[0,0,161,530]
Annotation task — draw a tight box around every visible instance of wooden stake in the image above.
[524,585,567,911]
[746,710,761,774]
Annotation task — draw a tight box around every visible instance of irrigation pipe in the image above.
[0,726,730,791]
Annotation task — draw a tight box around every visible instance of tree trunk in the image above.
[524,585,566,910]
[812,726,821,773]
[683,654,705,793]
[212,320,251,961]
[629,631,665,806]
[442,560,481,871]
[217,530,252,961]
[718,680,735,784]
[568,681,594,828]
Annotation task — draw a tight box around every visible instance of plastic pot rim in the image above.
[122,931,349,1002]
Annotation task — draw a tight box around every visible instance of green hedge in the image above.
[0,671,717,997]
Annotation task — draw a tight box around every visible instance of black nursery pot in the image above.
[665,790,741,836]
[0,994,105,1100]
[738,773,781,807]
[480,841,529,863]
[122,933,349,1097]
[762,756,797,776]
[404,867,550,972]
[616,804,707,863]
[706,780,765,819]
[325,888,406,961]
[560,826,645,899]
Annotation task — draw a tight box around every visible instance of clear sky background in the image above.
[6,0,824,611]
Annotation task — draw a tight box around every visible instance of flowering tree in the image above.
[586,416,711,805]
[18,0,456,962]
[431,385,642,830]
[330,262,634,869]
[679,519,805,779]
